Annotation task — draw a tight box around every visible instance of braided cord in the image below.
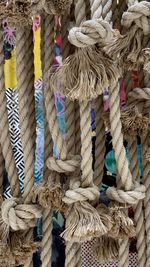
[0,26,20,197]
[41,14,55,267]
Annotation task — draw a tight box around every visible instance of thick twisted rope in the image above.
[40,14,55,267]
[79,102,93,187]
[64,1,84,265]
[141,65,150,267]
[16,28,35,204]
[142,134,150,267]
[16,27,36,267]
[124,75,147,267]
[128,137,146,267]
[94,97,105,186]
[25,29,36,155]
[90,0,112,187]
[0,27,20,197]
[107,82,145,267]
[122,1,150,35]
[0,144,4,195]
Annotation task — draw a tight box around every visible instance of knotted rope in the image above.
[106,0,150,71]
[62,3,82,266]
[15,24,38,267]
[0,21,39,266]
[59,0,117,243]
[50,6,120,101]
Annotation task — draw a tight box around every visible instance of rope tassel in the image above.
[50,19,120,101]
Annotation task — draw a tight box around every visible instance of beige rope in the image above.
[40,14,55,267]
[62,4,81,266]
[94,97,105,186]
[16,26,36,267]
[106,82,145,267]
[90,0,112,187]
[142,66,150,267]
[0,143,4,195]
[0,27,20,197]
[128,137,146,267]
[16,28,35,204]
[25,28,36,153]
[142,134,150,267]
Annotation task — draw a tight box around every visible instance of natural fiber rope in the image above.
[44,85,67,159]
[129,137,146,267]
[0,26,20,197]
[90,0,112,187]
[80,101,93,187]
[41,14,55,267]
[74,0,86,26]
[142,133,150,267]
[142,63,150,267]
[108,82,132,267]
[63,2,81,265]
[16,26,36,267]
[0,143,4,195]
[25,28,36,154]
[94,97,105,186]
[16,28,35,204]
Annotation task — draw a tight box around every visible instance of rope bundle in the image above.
[0,0,149,266]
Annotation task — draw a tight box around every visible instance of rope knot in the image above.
[46,155,81,173]
[0,198,42,232]
[68,19,114,47]
[122,1,150,35]
[106,182,145,205]
[63,184,100,204]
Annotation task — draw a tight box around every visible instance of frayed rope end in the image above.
[61,201,108,243]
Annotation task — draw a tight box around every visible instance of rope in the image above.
[142,62,150,267]
[74,0,86,26]
[16,28,35,204]
[62,5,81,266]
[128,138,146,267]
[142,134,150,267]
[0,143,4,195]
[40,14,55,267]
[0,26,20,197]
[91,0,112,187]
[80,101,93,187]
[107,82,144,267]
[16,26,36,267]
[25,28,36,155]
[94,97,105,186]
